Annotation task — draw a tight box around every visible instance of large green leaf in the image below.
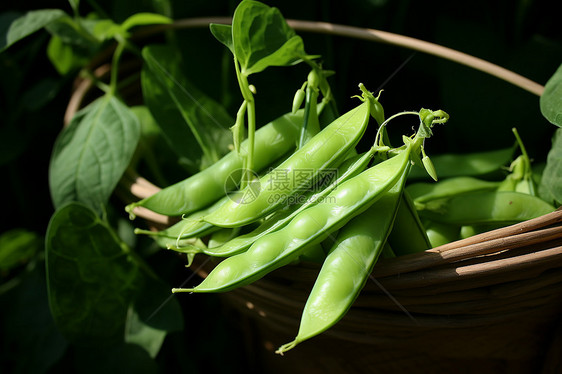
[540,63,562,128]
[539,128,562,206]
[232,0,307,75]
[1,9,66,52]
[141,45,232,169]
[45,202,141,345]
[48,95,140,212]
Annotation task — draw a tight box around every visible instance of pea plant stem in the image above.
[234,58,256,188]
[109,40,126,96]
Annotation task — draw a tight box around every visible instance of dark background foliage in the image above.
[1,0,560,372]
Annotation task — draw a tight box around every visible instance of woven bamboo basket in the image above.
[66,18,562,374]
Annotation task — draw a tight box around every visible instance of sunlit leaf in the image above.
[48,95,141,212]
[232,0,307,75]
[209,23,233,54]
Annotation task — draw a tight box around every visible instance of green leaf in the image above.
[1,9,66,52]
[125,308,166,359]
[47,34,90,74]
[232,0,307,75]
[91,19,123,41]
[141,45,232,169]
[540,64,562,128]
[45,202,141,345]
[125,278,183,358]
[209,23,234,54]
[0,229,41,271]
[46,15,100,46]
[539,128,562,205]
[121,12,172,31]
[48,95,141,212]
[44,16,102,72]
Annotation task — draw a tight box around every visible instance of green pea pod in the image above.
[125,111,303,217]
[134,219,216,248]
[386,190,431,255]
[292,82,307,114]
[276,172,405,354]
[459,224,505,240]
[418,190,556,226]
[202,98,372,228]
[408,146,516,181]
[424,220,461,247]
[406,176,500,207]
[297,243,326,263]
[179,149,377,258]
[133,197,229,244]
[380,243,396,259]
[173,146,412,294]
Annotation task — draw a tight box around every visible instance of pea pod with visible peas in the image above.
[201,92,373,228]
[172,144,413,293]
[125,110,304,217]
[175,149,378,258]
[276,172,406,354]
